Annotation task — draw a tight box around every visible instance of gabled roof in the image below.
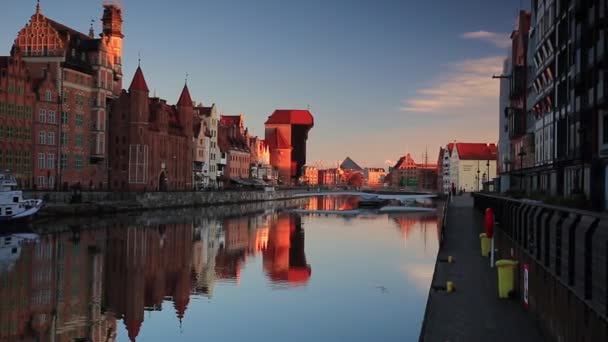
[220,115,243,127]
[46,18,90,41]
[129,66,149,92]
[177,84,192,107]
[340,157,363,171]
[454,143,497,160]
[393,154,417,169]
[265,109,314,126]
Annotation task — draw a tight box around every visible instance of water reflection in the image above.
[0,196,438,342]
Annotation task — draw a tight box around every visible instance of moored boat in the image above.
[0,172,44,223]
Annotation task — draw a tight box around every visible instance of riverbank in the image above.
[27,189,311,217]
[419,195,544,341]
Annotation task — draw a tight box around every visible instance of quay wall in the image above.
[473,193,608,342]
[25,189,311,216]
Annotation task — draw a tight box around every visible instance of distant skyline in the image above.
[1,0,527,168]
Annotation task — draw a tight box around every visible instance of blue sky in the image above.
[1,0,527,168]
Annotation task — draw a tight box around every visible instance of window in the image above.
[61,111,68,124]
[38,131,46,145]
[46,154,55,169]
[61,132,67,145]
[74,155,83,170]
[47,132,55,145]
[75,134,83,146]
[48,111,56,124]
[48,176,54,189]
[39,109,46,123]
[38,153,45,169]
[75,114,84,127]
[60,154,67,169]
[37,176,46,188]
[45,90,52,102]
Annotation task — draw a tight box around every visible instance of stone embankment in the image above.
[26,189,311,217]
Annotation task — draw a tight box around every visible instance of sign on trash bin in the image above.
[523,263,529,309]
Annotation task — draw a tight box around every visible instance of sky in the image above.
[1,0,528,168]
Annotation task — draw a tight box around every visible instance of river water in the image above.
[0,196,438,341]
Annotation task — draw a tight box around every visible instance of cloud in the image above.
[461,31,511,48]
[400,56,504,115]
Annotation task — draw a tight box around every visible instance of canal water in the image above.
[0,196,438,341]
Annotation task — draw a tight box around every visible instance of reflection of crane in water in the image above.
[263,214,311,285]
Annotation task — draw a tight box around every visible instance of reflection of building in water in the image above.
[192,218,221,297]
[105,223,193,341]
[215,216,249,281]
[263,215,311,284]
[390,214,438,247]
[0,230,117,342]
[214,213,311,285]
[305,195,358,211]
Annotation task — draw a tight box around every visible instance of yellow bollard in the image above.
[446,281,455,293]
[479,233,490,257]
[495,260,518,298]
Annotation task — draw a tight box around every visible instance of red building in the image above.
[388,153,438,191]
[0,53,36,188]
[264,110,314,186]
[217,115,251,183]
[0,2,125,189]
[108,66,194,191]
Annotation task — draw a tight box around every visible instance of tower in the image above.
[102,2,124,94]
[177,84,194,139]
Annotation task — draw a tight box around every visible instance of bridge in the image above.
[292,190,437,202]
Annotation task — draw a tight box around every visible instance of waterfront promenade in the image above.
[420,196,544,342]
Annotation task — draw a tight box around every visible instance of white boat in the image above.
[0,172,44,222]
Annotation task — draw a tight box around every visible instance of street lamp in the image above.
[518,147,527,191]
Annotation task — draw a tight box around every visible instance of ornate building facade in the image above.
[0,2,125,189]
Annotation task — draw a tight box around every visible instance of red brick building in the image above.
[0,53,36,188]
[388,153,438,191]
[218,115,251,182]
[1,2,125,189]
[264,110,314,186]
[108,66,194,191]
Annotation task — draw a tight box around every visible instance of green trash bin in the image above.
[495,259,518,298]
[479,233,490,257]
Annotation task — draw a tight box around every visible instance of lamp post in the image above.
[476,167,480,192]
[518,147,527,191]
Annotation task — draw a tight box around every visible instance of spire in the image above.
[35,0,41,15]
[129,66,149,92]
[89,19,95,38]
[177,84,192,107]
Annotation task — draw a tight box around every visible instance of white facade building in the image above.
[449,143,498,192]
[196,104,219,189]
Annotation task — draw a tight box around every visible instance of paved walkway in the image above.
[420,196,545,342]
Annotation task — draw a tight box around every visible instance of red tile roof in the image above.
[265,109,314,126]
[177,84,192,107]
[129,66,149,92]
[220,115,243,127]
[455,143,497,160]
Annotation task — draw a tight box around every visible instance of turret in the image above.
[128,66,150,126]
[177,84,194,138]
